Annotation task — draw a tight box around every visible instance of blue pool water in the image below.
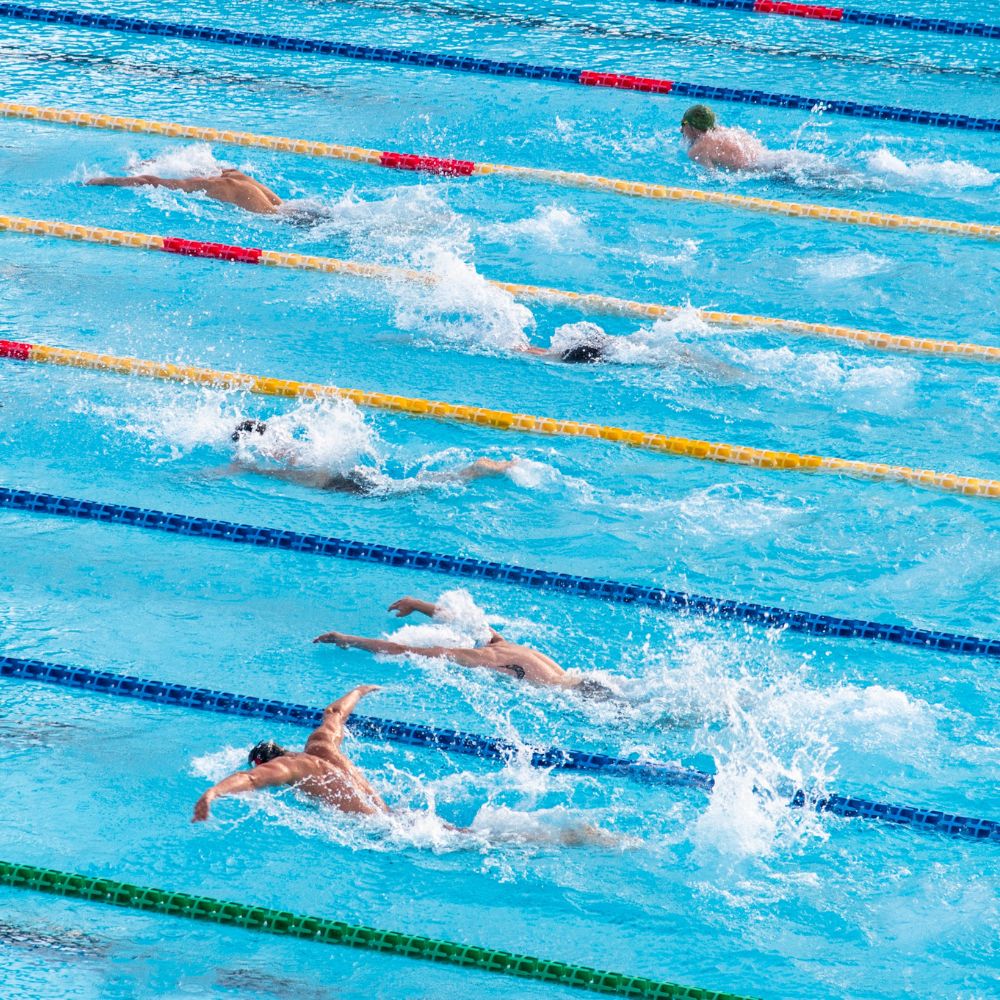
[0,0,998,997]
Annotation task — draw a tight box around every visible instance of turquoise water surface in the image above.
[0,1,998,997]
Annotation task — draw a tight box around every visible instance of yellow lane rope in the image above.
[2,101,998,242]
[7,339,1000,498]
[1,211,998,363]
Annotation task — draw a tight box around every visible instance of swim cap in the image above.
[560,343,606,364]
[681,104,716,133]
[231,419,267,442]
[248,740,285,766]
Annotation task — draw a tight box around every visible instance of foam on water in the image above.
[285,184,473,260]
[865,148,998,189]
[76,392,381,471]
[390,587,494,648]
[479,204,592,250]
[391,248,534,352]
[724,345,917,413]
[125,143,242,180]
[796,252,892,282]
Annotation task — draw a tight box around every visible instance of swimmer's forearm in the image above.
[323,683,380,719]
[192,772,255,821]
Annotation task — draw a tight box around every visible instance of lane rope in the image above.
[3,102,997,242]
[651,0,1000,38]
[3,654,998,840]
[4,338,1000,499]
[3,486,1000,658]
[3,213,999,366]
[0,861,755,999]
[0,4,996,132]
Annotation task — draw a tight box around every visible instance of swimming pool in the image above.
[0,0,998,996]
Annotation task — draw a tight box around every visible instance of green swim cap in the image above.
[681,104,716,133]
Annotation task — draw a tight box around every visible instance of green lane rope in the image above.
[0,861,757,1000]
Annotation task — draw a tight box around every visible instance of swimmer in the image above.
[192,684,390,821]
[313,595,622,703]
[86,168,283,215]
[192,682,619,845]
[680,104,766,172]
[227,419,515,493]
[515,325,747,382]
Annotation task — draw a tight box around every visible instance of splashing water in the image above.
[796,252,892,282]
[76,392,382,472]
[479,204,593,251]
[391,588,494,648]
[865,148,998,189]
[125,142,243,179]
[391,248,534,352]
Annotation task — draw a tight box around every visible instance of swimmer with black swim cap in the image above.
[231,419,268,442]
[193,684,620,846]
[248,740,286,766]
[314,594,625,704]
[680,103,766,171]
[228,418,514,495]
[519,325,614,365]
[193,685,388,821]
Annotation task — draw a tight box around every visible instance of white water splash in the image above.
[866,148,998,189]
[391,248,534,352]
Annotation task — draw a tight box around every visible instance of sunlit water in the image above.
[0,0,998,997]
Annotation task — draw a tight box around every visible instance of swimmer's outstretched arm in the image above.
[86,174,219,193]
[313,630,494,668]
[191,758,304,822]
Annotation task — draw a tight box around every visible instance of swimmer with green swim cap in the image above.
[680,104,767,171]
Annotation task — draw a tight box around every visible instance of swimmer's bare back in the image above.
[87,168,282,215]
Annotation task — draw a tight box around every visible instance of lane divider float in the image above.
[2,213,999,364]
[0,4,996,132]
[2,103,997,242]
[4,338,1000,497]
[0,861,753,1000]
[3,486,1000,657]
[3,654,997,840]
[651,0,1000,39]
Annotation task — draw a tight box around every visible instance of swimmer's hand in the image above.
[388,597,420,617]
[191,790,215,823]
[313,630,352,646]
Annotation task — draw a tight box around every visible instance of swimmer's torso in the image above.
[261,743,387,815]
[689,126,764,170]
[209,170,283,214]
[478,639,579,688]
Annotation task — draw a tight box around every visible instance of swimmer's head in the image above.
[560,343,606,364]
[681,104,716,140]
[231,419,267,443]
[248,740,286,767]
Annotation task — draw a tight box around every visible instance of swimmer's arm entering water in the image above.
[191,758,305,822]
[389,595,505,641]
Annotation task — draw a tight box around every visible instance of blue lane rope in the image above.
[0,4,996,131]
[3,654,997,841]
[650,0,1000,40]
[4,486,1000,659]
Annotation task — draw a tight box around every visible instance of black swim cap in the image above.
[231,419,268,442]
[560,343,606,364]
[248,740,286,766]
